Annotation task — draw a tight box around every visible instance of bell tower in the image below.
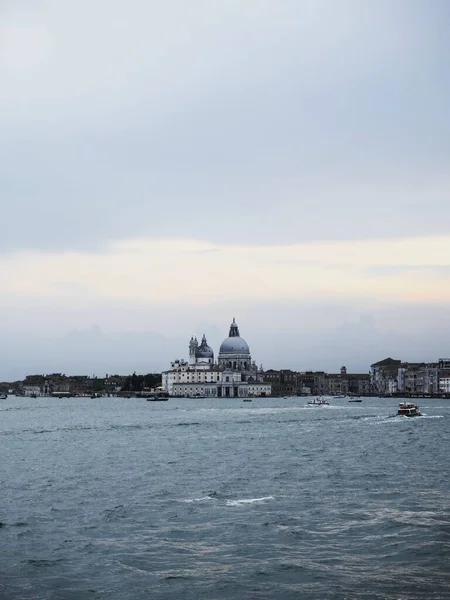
[189,336,198,365]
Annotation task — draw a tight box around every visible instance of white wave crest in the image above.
[183,496,212,503]
[226,496,274,506]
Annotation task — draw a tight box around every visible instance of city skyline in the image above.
[1,1,449,380]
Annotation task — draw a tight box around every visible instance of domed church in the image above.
[218,318,251,370]
[162,319,271,398]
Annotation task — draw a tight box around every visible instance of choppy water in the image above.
[1,396,449,599]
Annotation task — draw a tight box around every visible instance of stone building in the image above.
[162,319,271,398]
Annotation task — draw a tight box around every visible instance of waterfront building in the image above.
[396,362,438,395]
[416,363,439,395]
[438,359,450,393]
[162,319,271,398]
[371,356,450,396]
[263,369,299,396]
[346,373,371,396]
[327,366,350,396]
[439,377,450,393]
[370,358,402,395]
[326,366,371,396]
[23,384,42,397]
[263,370,318,396]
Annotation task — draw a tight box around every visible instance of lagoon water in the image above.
[1,396,449,599]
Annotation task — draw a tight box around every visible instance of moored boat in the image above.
[397,402,421,417]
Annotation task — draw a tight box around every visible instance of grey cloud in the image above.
[0,0,449,253]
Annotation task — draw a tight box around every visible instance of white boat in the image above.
[397,402,421,417]
[307,397,329,406]
[0,393,7,400]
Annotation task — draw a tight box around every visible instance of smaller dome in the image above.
[196,334,214,359]
[196,346,214,359]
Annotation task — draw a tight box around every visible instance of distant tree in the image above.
[93,378,105,393]
[23,374,46,385]
[121,372,161,392]
[122,372,144,392]
[143,373,162,388]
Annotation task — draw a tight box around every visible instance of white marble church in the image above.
[161,319,271,398]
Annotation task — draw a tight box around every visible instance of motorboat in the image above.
[0,393,7,400]
[397,402,422,417]
[146,395,168,401]
[349,398,362,403]
[243,398,252,402]
[307,397,329,406]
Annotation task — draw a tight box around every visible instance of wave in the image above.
[27,558,64,568]
[183,496,214,503]
[226,496,274,506]
[182,493,275,506]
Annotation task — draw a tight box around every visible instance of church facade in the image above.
[161,319,271,398]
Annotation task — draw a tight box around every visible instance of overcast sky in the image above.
[1,0,449,380]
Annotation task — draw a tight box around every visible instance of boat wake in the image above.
[375,414,444,424]
[419,414,444,419]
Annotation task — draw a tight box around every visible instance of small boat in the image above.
[349,398,362,403]
[0,394,7,400]
[146,389,169,401]
[243,398,252,402]
[307,397,329,406]
[146,395,168,401]
[397,402,421,417]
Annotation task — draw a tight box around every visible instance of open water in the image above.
[1,396,449,600]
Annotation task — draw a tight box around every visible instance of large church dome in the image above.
[219,337,250,354]
[219,319,250,355]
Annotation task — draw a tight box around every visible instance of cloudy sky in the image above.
[1,0,449,380]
